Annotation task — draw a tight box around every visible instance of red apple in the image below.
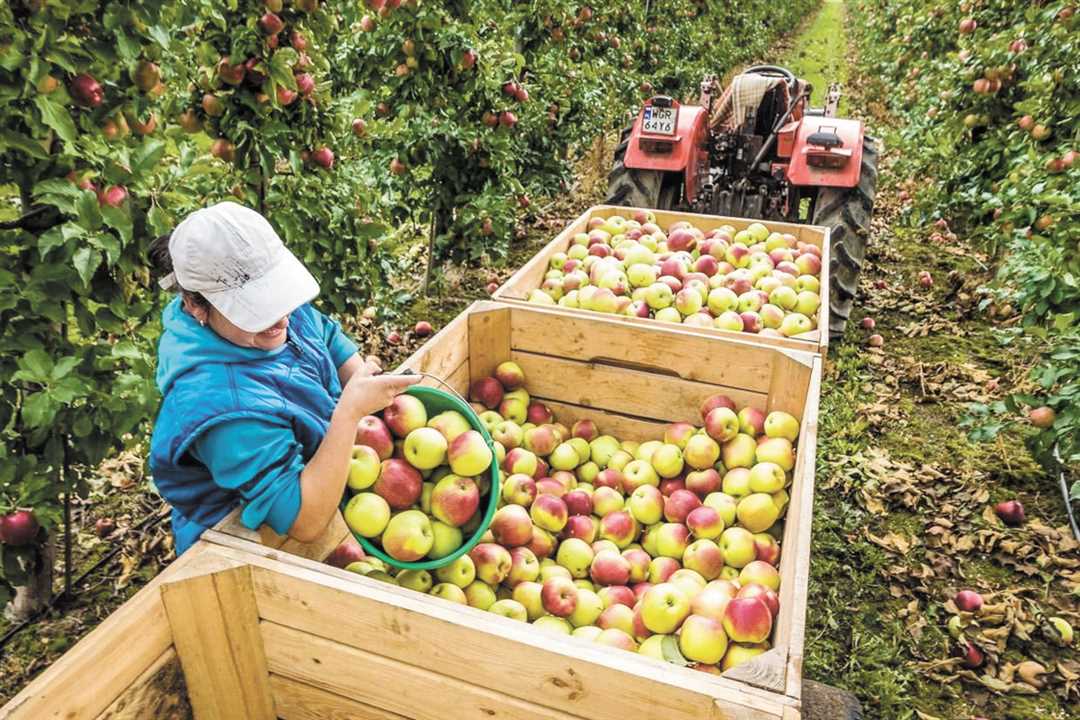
[664,489,702,523]
[325,537,366,568]
[994,499,1025,526]
[69,74,104,107]
[1029,406,1055,429]
[0,510,39,546]
[723,595,773,643]
[541,576,578,617]
[374,458,422,509]
[954,590,983,614]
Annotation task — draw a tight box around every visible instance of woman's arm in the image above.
[288,373,418,542]
[336,352,383,386]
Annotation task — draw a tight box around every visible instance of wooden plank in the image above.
[95,649,190,720]
[816,229,831,352]
[503,302,778,392]
[466,305,511,381]
[0,543,242,720]
[778,357,821,702]
[264,622,588,720]
[782,706,802,720]
[244,557,792,720]
[213,508,350,564]
[720,647,787,694]
[765,351,814,419]
[513,350,767,424]
[271,675,409,720]
[161,566,275,720]
[395,310,471,384]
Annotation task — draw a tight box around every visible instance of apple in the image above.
[460,543,509,587]
[748,462,785,494]
[623,460,659,491]
[691,581,738,621]
[954,590,983,614]
[621,548,651,583]
[397,569,434,593]
[684,435,720,470]
[324,537,366,568]
[428,521,463,559]
[715,311,745,332]
[664,422,697,449]
[596,603,636,635]
[737,407,766,436]
[547,442,579,472]
[1049,616,1074,646]
[764,411,800,441]
[640,583,691,634]
[1029,406,1056,429]
[469,377,504,410]
[488,505,532,549]
[679,614,729,664]
[959,641,984,669]
[403,427,448,470]
[592,486,624,516]
[541,576,579,617]
[721,642,769,671]
[651,444,684,478]
[756,437,794,471]
[722,434,757,469]
[356,415,394,459]
[510,581,545,620]
[664,489,702,523]
[382,510,434,562]
[504,448,539,477]
[599,510,638,548]
[589,435,621,467]
[527,525,556,558]
[348,445,382,490]
[704,492,739,527]
[736,494,780,533]
[531,494,569,532]
[429,474,479,527]
[995,499,1025,526]
[375,459,423,509]
[704,407,740,443]
[554,537,595,578]
[597,584,636,610]
[629,485,665,525]
[495,361,526,390]
[563,489,593,516]
[654,522,690,559]
[683,539,725,580]
[489,598,528,622]
[383,394,428,438]
[522,424,558,456]
[739,561,780,591]
[686,506,725,539]
[499,397,528,424]
[501,473,537,507]
[648,556,680,584]
[720,527,757,568]
[435,553,476,588]
[708,287,740,315]
[527,402,553,426]
[568,589,605,627]
[779,313,813,337]
[752,533,781,565]
[590,549,632,586]
[428,583,468,604]
[448,430,493,476]
[723,596,773,643]
[70,73,104,107]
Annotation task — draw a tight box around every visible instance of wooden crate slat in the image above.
[396,310,471,384]
[271,675,411,720]
[718,647,787,695]
[161,566,275,720]
[466,305,512,380]
[263,622,589,720]
[94,649,190,720]
[503,303,778,392]
[0,543,241,720]
[245,558,792,719]
[512,350,768,424]
[540,398,672,442]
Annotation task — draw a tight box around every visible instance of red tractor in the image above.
[607,65,878,338]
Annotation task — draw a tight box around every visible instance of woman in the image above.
[148,202,418,554]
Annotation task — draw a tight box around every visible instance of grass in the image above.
[787,0,848,111]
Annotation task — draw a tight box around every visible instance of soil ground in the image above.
[2,2,1077,717]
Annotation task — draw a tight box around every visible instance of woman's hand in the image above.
[336,373,420,423]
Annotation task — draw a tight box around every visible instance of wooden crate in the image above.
[4,301,820,720]
[493,204,831,354]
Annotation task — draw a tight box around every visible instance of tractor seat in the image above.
[711,72,788,135]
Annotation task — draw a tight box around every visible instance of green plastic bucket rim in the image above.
[340,383,501,571]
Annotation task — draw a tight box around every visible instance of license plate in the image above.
[642,106,677,135]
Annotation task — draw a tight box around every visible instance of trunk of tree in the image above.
[6,537,54,622]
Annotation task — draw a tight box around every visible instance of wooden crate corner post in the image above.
[160,564,276,720]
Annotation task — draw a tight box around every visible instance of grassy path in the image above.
[782,3,1080,719]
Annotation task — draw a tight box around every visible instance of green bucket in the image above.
[341,382,501,571]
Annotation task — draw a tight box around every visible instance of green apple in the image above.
[679,614,729,664]
[572,625,604,642]
[704,492,739,527]
[396,569,434,593]
[428,520,463,559]
[556,537,596,579]
[589,435,621,468]
[427,410,471,442]
[684,434,720,470]
[549,442,581,471]
[568,589,605,627]
[429,582,468,604]
[764,411,800,441]
[629,485,665,525]
[435,553,476,588]
[755,437,794,471]
[748,462,786,494]
[533,616,573,635]
[461,581,496,610]
[638,633,669,660]
[720,526,756,568]
[447,430,494,476]
[607,450,634,472]
[511,581,545,620]
[489,598,528,621]
[794,291,820,317]
[651,443,684,478]
[348,445,382,490]
[344,492,390,538]
[779,312,814,337]
[640,583,691,634]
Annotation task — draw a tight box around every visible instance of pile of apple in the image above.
[525,210,823,338]
[341,360,798,674]
[343,393,496,563]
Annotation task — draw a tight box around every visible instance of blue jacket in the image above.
[148,298,358,554]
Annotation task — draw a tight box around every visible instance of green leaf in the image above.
[33,95,78,146]
[132,139,166,177]
[0,130,48,159]
[17,350,53,383]
[33,178,83,213]
[21,391,58,430]
[74,191,103,231]
[660,634,692,666]
[50,356,80,381]
[72,247,102,286]
[37,227,67,258]
[100,207,133,248]
[147,204,172,236]
[269,50,298,91]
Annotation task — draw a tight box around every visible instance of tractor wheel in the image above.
[812,135,878,341]
[606,126,678,210]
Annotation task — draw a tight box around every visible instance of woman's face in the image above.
[183,295,289,351]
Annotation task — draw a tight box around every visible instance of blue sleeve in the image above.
[190,418,304,536]
[311,306,358,368]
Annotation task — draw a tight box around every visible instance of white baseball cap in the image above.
[159,202,319,333]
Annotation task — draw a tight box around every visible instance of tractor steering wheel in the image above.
[742,65,798,92]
